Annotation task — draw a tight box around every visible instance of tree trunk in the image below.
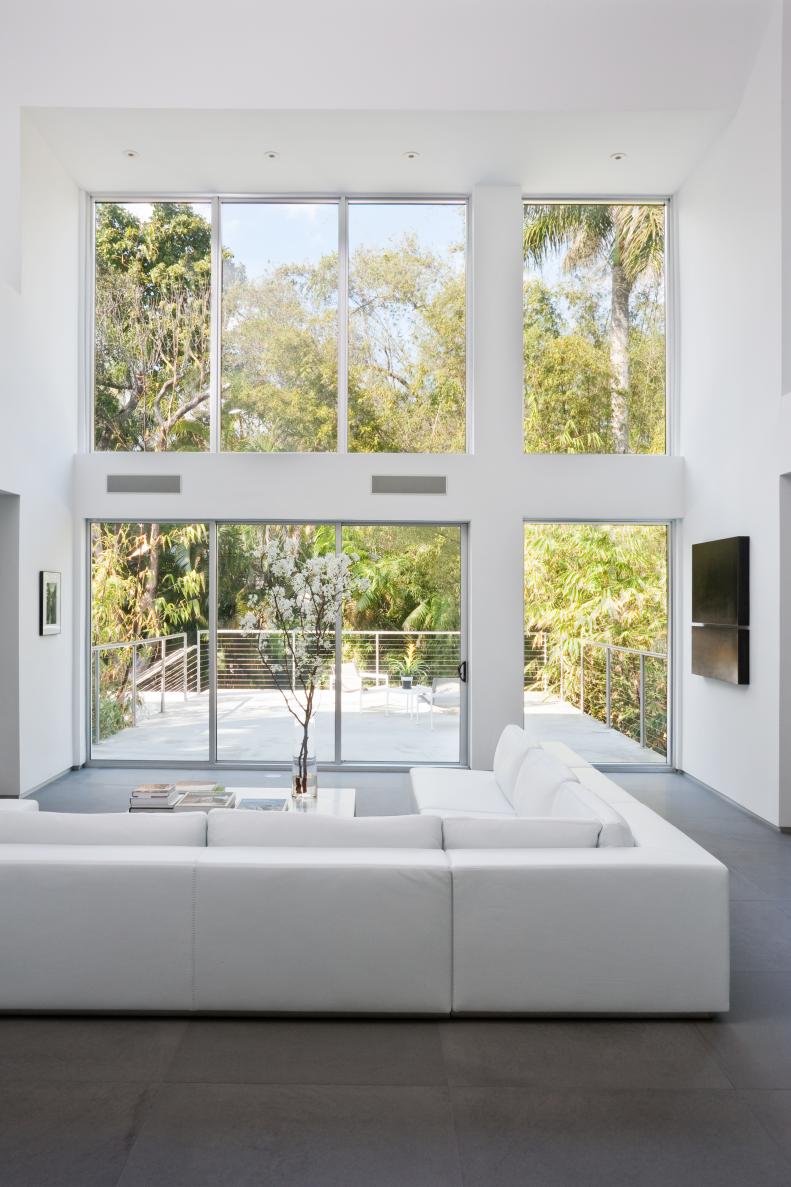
[610,261,631,453]
[139,523,161,625]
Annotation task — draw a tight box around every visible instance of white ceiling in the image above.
[19,0,771,195]
[29,107,730,195]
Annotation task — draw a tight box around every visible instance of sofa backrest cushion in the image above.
[0,811,207,846]
[511,749,579,817]
[207,811,443,848]
[442,816,601,849]
[553,781,634,847]
[492,725,533,805]
[0,799,39,812]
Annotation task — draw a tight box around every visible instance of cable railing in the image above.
[91,633,196,743]
[196,629,462,692]
[524,631,669,756]
[91,628,462,743]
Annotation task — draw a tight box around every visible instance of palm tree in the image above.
[523,203,664,453]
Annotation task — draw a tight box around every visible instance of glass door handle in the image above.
[457,661,467,683]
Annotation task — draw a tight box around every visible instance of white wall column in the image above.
[0,491,21,796]
[467,185,525,766]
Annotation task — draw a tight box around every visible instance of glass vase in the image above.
[292,716,318,799]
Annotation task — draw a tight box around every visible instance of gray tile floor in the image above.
[3,769,791,1184]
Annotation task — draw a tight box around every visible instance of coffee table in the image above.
[226,786,356,817]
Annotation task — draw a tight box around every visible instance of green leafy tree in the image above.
[94,202,211,452]
[523,203,665,453]
[348,236,466,452]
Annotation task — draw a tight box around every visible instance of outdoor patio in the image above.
[90,686,664,765]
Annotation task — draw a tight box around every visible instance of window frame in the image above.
[521,195,674,458]
[87,193,472,457]
[522,517,675,772]
[86,517,470,771]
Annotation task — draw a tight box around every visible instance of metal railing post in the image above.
[196,631,202,694]
[160,639,166,713]
[375,631,380,678]
[639,654,646,749]
[131,645,137,727]
[579,645,585,714]
[94,652,101,743]
[605,646,612,728]
[182,634,188,700]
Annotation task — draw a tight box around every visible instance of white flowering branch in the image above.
[241,533,369,792]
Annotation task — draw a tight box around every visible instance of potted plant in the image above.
[390,641,427,690]
[241,532,368,798]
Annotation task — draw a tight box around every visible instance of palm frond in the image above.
[523,203,613,270]
[614,205,665,284]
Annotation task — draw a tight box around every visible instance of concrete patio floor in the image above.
[91,687,664,766]
[92,687,461,764]
[523,691,666,764]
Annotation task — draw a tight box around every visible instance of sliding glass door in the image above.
[89,520,466,766]
[89,521,210,761]
[523,522,669,765]
[215,524,336,764]
[341,525,464,763]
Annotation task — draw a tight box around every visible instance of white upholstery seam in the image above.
[190,861,198,1011]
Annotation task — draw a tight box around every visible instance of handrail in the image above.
[525,631,668,754]
[91,632,189,744]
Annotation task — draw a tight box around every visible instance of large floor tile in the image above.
[450,1088,791,1187]
[0,1081,150,1187]
[117,1083,462,1187]
[730,901,791,971]
[0,1017,187,1083]
[741,1091,791,1162]
[696,973,791,1088]
[439,1020,730,1089]
[166,1019,447,1085]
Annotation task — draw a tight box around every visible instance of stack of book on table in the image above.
[129,783,180,810]
[129,782,236,812]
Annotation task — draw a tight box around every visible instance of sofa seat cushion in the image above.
[208,811,441,848]
[442,816,601,849]
[0,799,39,812]
[511,750,579,816]
[492,725,534,805]
[0,811,207,847]
[410,767,514,816]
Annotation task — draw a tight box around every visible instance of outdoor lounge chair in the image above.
[417,677,461,728]
[329,662,389,710]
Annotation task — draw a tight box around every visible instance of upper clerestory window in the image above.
[523,201,667,455]
[92,197,467,454]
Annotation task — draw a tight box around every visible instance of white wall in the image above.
[0,121,80,794]
[0,492,20,795]
[70,183,684,771]
[677,8,783,824]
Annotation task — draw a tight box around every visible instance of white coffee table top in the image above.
[227,787,356,818]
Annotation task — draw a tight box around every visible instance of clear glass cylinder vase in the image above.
[292,716,318,799]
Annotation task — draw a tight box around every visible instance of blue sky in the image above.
[222,201,465,280]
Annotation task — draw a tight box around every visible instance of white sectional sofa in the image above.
[0,735,729,1015]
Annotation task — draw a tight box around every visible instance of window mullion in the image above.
[338,197,349,454]
[209,196,221,453]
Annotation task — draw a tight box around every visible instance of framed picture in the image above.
[39,570,61,636]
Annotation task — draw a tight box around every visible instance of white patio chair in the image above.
[417,677,461,729]
[329,662,389,711]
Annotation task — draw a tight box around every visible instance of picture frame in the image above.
[39,570,61,636]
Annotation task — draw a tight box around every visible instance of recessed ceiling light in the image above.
[264,150,279,160]
[610,151,627,161]
[403,150,420,160]
[123,148,140,159]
